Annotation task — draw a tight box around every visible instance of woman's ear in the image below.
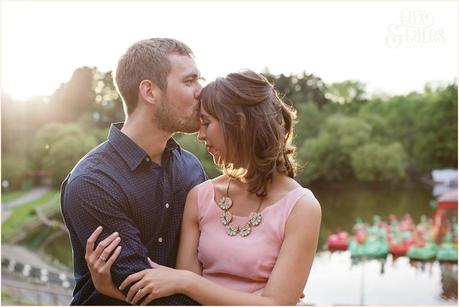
[138,80,161,105]
[236,112,246,129]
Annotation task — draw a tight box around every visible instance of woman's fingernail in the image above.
[114,232,119,236]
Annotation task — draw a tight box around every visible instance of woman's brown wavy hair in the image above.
[199,70,297,197]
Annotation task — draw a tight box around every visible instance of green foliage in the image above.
[358,82,458,174]
[2,191,59,241]
[1,156,28,190]
[294,103,323,141]
[351,142,407,182]
[298,115,372,182]
[49,67,96,122]
[411,83,458,171]
[30,123,98,185]
[263,70,329,108]
[325,80,366,104]
[92,69,125,127]
[2,64,457,185]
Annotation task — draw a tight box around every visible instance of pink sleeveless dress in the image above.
[196,179,308,293]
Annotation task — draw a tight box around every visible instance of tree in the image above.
[294,103,323,142]
[49,67,96,123]
[30,123,98,185]
[297,115,372,183]
[325,80,366,104]
[2,157,28,190]
[92,70,124,128]
[411,83,458,171]
[351,142,407,182]
[263,70,329,109]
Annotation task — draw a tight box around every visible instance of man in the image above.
[61,38,207,305]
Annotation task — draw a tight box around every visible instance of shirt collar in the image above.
[166,136,181,153]
[108,122,181,171]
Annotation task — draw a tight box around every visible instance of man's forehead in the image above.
[168,53,199,76]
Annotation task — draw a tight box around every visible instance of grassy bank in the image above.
[2,191,59,241]
[1,289,35,305]
[1,190,29,203]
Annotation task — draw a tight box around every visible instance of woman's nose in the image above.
[197,128,205,141]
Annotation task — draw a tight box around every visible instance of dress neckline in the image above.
[208,180,303,218]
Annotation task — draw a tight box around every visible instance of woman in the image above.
[85,70,321,305]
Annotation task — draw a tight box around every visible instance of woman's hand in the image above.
[119,266,190,305]
[85,226,122,297]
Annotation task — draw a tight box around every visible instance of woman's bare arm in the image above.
[176,185,203,275]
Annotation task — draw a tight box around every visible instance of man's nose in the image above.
[195,82,203,97]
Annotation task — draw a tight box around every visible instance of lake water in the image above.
[38,182,457,305]
[304,251,457,305]
[305,182,457,305]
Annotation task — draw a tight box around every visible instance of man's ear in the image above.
[138,80,161,105]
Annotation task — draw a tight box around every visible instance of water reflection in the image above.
[305,251,458,305]
[440,262,458,301]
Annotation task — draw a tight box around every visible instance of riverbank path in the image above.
[2,187,51,222]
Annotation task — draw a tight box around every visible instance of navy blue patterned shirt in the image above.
[61,123,207,305]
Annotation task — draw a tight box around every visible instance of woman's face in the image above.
[197,106,226,164]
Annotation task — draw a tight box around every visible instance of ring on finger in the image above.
[99,256,107,262]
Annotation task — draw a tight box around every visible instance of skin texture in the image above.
[197,107,226,164]
[120,53,202,165]
[154,54,202,134]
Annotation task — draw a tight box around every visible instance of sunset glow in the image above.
[1,0,457,100]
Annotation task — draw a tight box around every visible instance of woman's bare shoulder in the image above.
[210,174,227,184]
[291,187,321,221]
[209,174,228,191]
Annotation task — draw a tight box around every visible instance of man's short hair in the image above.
[114,38,193,114]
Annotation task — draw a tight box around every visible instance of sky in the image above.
[0,0,457,100]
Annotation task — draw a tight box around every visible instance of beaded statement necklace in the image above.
[218,179,263,237]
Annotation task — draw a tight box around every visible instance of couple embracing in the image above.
[60,38,321,305]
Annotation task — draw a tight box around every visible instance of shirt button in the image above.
[145,157,150,162]
[158,237,163,243]
[165,203,170,208]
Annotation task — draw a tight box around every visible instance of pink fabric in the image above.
[196,180,307,293]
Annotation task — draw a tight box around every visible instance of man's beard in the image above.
[154,95,200,134]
